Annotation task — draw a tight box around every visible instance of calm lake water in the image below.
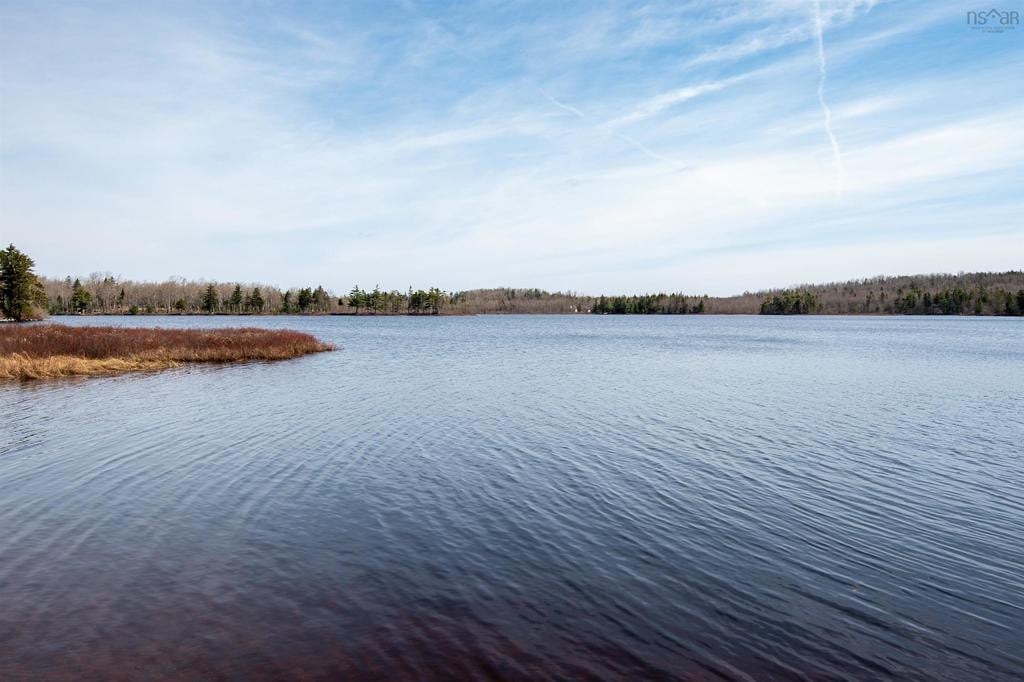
[1,315,1022,680]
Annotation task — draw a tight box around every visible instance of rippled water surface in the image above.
[2,315,1022,680]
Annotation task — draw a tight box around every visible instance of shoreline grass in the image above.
[0,324,334,380]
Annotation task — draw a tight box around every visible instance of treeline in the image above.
[892,286,1024,316]
[760,290,821,314]
[41,278,570,316]
[746,272,1024,315]
[448,288,588,314]
[29,257,1024,318]
[451,275,1024,316]
[40,275,467,316]
[43,276,342,315]
[591,293,706,314]
[346,286,455,315]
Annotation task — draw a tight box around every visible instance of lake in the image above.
[1,315,1022,680]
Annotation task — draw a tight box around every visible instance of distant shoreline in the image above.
[41,309,1024,318]
[41,271,1024,317]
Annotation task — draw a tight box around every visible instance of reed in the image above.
[0,324,334,380]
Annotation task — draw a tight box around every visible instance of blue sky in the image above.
[1,0,1022,295]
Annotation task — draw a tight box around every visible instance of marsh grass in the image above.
[0,324,334,380]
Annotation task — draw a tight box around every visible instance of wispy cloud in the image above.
[607,78,741,128]
[539,89,585,118]
[1,0,1021,294]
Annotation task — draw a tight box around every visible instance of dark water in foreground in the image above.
[1,315,1022,680]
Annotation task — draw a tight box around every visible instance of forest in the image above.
[3,239,1018,318]
[746,272,1024,316]
[760,290,822,315]
[591,293,706,314]
[37,272,1024,317]
[40,276,465,316]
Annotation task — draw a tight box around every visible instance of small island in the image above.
[0,325,334,380]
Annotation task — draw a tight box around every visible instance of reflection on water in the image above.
[2,315,1022,679]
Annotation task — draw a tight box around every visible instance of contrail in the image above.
[539,89,585,118]
[611,130,691,169]
[813,0,844,196]
[539,87,690,168]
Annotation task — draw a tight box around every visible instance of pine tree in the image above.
[297,287,313,312]
[202,284,218,313]
[348,285,364,314]
[0,244,48,321]
[369,285,383,313]
[229,284,243,312]
[427,287,442,314]
[70,278,92,313]
[248,287,265,313]
[312,285,329,312]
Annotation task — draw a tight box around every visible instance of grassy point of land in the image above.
[0,324,334,380]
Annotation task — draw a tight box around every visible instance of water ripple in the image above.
[1,315,1022,679]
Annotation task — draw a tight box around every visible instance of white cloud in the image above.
[1,0,1021,294]
[607,78,740,128]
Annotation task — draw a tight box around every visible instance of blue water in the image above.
[1,315,1022,680]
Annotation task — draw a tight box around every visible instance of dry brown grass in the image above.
[0,324,334,380]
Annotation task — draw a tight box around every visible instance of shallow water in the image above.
[1,315,1022,680]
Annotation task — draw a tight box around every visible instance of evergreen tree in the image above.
[248,287,265,313]
[70,278,92,313]
[348,285,364,314]
[0,244,48,321]
[427,287,444,314]
[201,284,218,313]
[312,285,329,312]
[760,290,820,314]
[369,285,383,313]
[229,284,243,312]
[297,287,313,312]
